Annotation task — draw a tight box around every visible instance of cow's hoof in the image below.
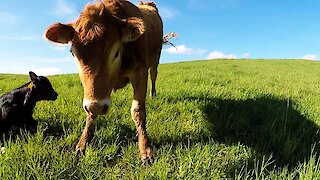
[75,142,86,156]
[141,147,154,165]
[25,121,38,133]
[150,92,156,99]
[141,155,154,166]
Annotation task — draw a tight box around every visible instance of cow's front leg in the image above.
[131,99,153,163]
[131,70,153,164]
[76,114,96,154]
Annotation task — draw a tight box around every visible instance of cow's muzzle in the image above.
[83,98,111,115]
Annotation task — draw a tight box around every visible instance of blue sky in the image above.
[0,0,320,75]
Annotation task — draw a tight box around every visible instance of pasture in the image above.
[0,59,320,179]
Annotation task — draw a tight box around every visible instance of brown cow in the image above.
[44,0,163,163]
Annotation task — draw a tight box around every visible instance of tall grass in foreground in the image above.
[0,60,320,179]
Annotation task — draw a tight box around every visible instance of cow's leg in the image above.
[131,70,153,163]
[76,114,96,154]
[149,65,158,98]
[24,116,38,132]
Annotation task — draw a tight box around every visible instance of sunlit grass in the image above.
[0,59,320,179]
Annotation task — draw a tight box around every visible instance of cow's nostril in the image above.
[102,105,109,113]
[83,99,111,115]
[84,105,90,114]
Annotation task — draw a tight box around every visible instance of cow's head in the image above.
[29,71,58,101]
[44,2,145,115]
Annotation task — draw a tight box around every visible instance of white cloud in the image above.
[242,53,250,59]
[27,56,72,63]
[207,51,237,59]
[0,12,18,25]
[158,6,180,19]
[0,56,72,70]
[52,0,78,20]
[32,67,62,76]
[49,45,67,51]
[0,55,76,75]
[0,36,40,41]
[0,66,62,76]
[164,44,206,55]
[301,54,317,60]
[187,0,239,12]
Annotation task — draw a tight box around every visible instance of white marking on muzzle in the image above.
[83,98,112,114]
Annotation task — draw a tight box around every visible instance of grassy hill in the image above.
[1,59,320,179]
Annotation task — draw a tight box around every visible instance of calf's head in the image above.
[44,2,145,115]
[29,71,58,101]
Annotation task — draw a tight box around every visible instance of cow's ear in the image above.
[121,17,145,42]
[44,23,74,44]
[29,71,38,81]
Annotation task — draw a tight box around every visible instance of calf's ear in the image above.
[44,23,74,44]
[121,17,145,42]
[29,71,38,81]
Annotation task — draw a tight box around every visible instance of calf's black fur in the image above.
[0,71,58,134]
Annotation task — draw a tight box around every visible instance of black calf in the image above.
[0,71,58,134]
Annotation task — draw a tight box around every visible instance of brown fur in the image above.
[45,0,163,163]
[75,3,106,44]
[74,0,124,44]
[139,1,158,11]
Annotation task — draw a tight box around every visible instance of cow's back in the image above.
[138,2,163,58]
[116,1,163,68]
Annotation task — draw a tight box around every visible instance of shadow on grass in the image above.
[40,118,74,138]
[206,96,319,165]
[0,122,38,145]
[37,95,320,171]
[0,118,72,146]
[94,121,136,166]
[156,95,320,169]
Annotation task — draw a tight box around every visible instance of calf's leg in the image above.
[24,116,38,132]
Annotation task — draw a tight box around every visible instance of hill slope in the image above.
[0,59,320,179]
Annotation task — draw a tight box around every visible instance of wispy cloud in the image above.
[49,45,68,51]
[33,67,62,76]
[0,36,40,41]
[301,54,317,60]
[51,0,78,20]
[26,56,72,64]
[242,53,250,59]
[0,56,74,75]
[207,51,237,59]
[0,12,18,25]
[0,65,62,75]
[158,6,181,19]
[187,0,239,12]
[164,44,206,55]
[1,56,72,64]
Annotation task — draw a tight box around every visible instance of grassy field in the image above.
[1,59,320,179]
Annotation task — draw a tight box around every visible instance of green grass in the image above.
[1,59,320,179]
